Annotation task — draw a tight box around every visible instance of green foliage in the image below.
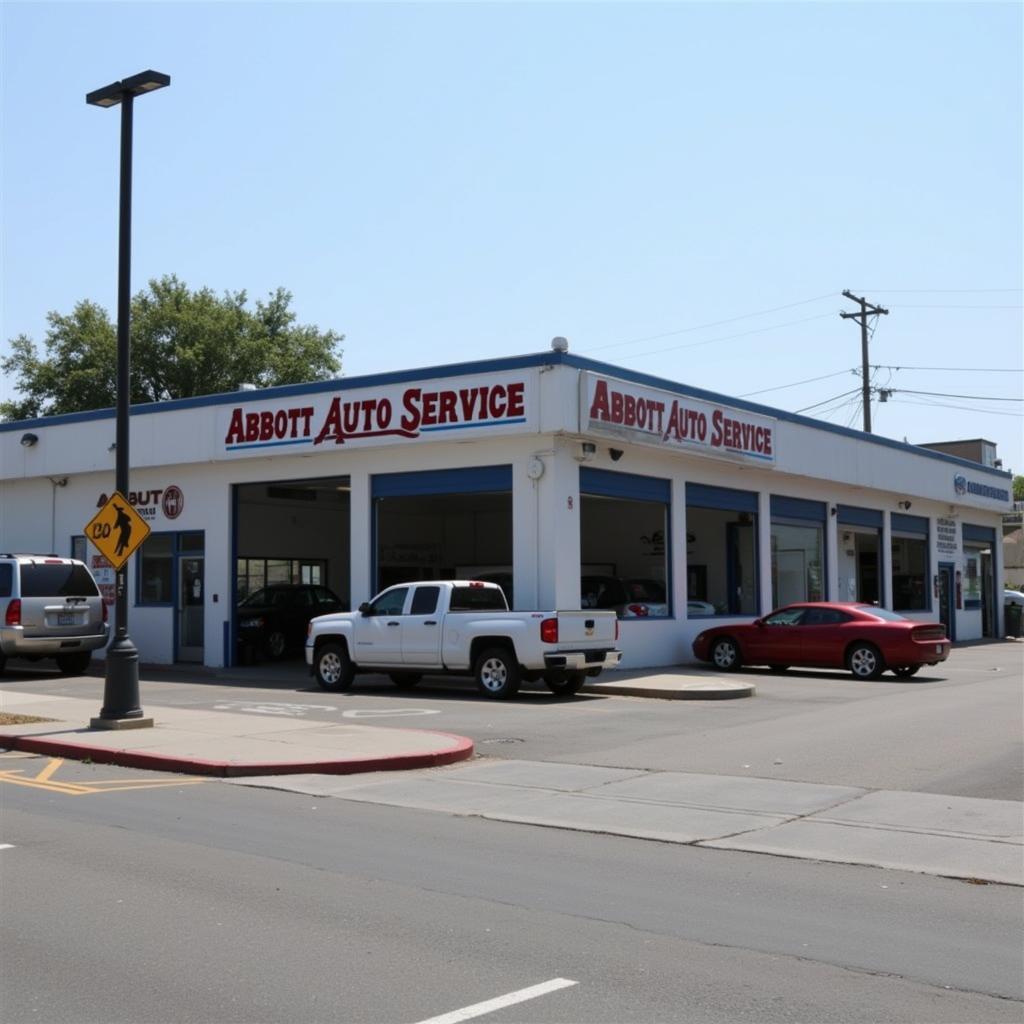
[1,275,343,420]
[1014,475,1024,502]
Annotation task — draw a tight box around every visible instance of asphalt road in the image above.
[2,758,1021,1024]
[5,639,1021,797]
[2,641,1021,1022]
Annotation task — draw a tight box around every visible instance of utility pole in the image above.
[840,290,889,433]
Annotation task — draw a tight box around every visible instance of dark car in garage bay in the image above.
[692,602,950,679]
[237,584,346,660]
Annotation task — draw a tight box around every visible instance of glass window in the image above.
[179,532,204,553]
[771,521,824,607]
[581,493,670,619]
[0,564,13,597]
[858,606,908,622]
[139,535,173,604]
[369,587,409,616]
[71,535,87,562]
[802,608,851,626]
[762,608,805,626]
[411,586,440,615]
[838,527,882,604]
[449,586,507,611]
[20,563,100,598]
[892,534,928,611]
[685,505,758,616]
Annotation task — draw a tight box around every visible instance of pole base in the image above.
[98,633,146,722]
[89,715,154,731]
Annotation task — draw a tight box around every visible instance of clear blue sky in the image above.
[2,2,1021,471]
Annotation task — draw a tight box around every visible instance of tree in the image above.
[1014,475,1024,503]
[1,275,343,420]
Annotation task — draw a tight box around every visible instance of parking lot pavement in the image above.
[231,758,1024,886]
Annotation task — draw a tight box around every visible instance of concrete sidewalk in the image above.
[232,759,1024,886]
[0,690,474,777]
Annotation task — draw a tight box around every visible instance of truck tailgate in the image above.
[556,610,617,645]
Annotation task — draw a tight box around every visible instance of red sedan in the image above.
[692,603,950,680]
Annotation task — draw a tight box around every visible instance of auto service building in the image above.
[0,348,1011,668]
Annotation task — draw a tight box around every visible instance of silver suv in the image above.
[0,555,108,675]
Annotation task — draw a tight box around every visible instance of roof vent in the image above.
[551,336,569,353]
[238,383,258,392]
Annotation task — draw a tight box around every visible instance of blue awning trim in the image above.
[770,495,827,522]
[836,505,883,528]
[962,523,996,544]
[372,465,513,499]
[580,467,671,503]
[892,512,929,536]
[684,483,758,512]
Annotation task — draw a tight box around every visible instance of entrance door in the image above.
[980,550,994,637]
[177,556,204,662]
[937,563,956,642]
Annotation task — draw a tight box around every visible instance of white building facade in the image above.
[0,351,1011,668]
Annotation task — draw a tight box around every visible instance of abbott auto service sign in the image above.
[220,373,532,457]
[583,373,776,464]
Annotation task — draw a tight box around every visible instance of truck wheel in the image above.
[315,642,355,691]
[56,652,91,675]
[389,672,422,689]
[545,670,586,696]
[474,647,521,699]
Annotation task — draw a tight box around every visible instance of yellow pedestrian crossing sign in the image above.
[84,491,151,571]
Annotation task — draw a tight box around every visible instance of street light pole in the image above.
[86,70,170,728]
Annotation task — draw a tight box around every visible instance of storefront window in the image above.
[836,507,884,605]
[582,469,671,618]
[891,535,928,610]
[139,534,174,604]
[685,484,758,616]
[770,497,826,608]
[373,466,513,594]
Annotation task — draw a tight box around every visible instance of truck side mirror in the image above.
[358,602,371,616]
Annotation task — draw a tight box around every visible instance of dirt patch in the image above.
[0,713,56,726]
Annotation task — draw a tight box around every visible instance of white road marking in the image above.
[0,844,14,851]
[211,701,336,716]
[411,977,578,1024]
[342,708,440,718]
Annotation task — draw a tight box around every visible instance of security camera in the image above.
[577,442,596,462]
[609,448,624,462]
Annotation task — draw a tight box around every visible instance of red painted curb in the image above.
[0,733,475,778]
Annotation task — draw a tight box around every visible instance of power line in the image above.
[872,364,1024,372]
[622,312,836,360]
[737,367,858,398]
[585,292,836,353]
[889,388,1022,402]
[854,288,1022,293]
[887,304,1022,309]
[794,387,863,414]
[890,397,1023,418]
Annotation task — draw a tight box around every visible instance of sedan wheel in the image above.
[711,637,741,671]
[848,643,884,680]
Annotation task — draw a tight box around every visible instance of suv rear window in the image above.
[449,586,507,612]
[20,563,100,598]
[0,564,11,597]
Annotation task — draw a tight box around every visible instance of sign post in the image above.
[85,492,153,729]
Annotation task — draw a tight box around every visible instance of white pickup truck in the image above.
[306,580,622,699]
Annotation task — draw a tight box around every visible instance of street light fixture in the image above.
[86,69,170,728]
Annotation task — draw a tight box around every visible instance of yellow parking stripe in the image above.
[0,757,207,796]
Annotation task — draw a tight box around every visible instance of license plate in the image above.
[935,644,943,654]
[58,613,75,626]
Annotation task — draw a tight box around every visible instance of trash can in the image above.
[1006,602,1023,638]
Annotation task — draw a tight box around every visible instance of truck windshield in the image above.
[449,587,507,612]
